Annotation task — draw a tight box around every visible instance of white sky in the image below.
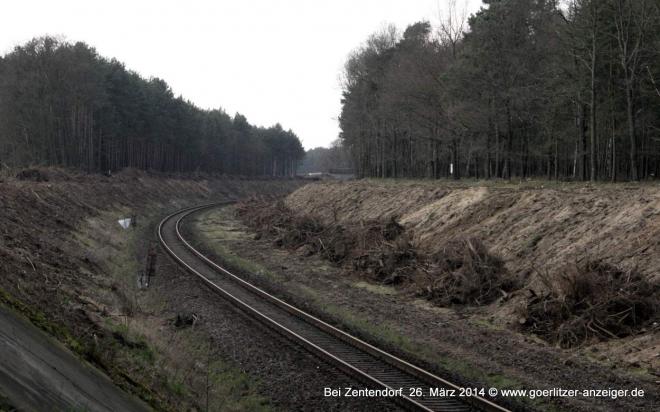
[1,0,483,149]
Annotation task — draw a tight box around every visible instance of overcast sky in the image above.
[2,0,484,149]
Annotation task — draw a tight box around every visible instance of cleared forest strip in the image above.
[285,181,660,281]
[0,168,303,411]
[283,181,660,349]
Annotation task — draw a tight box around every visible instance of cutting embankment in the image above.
[282,180,660,344]
[0,168,304,411]
[215,179,660,411]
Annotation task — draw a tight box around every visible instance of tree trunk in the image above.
[589,3,598,181]
[625,79,637,180]
[579,102,587,181]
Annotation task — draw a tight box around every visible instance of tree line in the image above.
[339,0,660,181]
[0,37,304,176]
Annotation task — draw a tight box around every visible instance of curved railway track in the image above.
[158,202,511,412]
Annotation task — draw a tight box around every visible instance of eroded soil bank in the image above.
[190,179,660,412]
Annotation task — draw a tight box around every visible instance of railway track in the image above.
[158,203,511,412]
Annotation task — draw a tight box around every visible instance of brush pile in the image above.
[418,238,517,305]
[520,261,659,348]
[236,198,514,301]
[351,222,416,284]
[236,198,417,283]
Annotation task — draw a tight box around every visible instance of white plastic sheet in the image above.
[118,218,132,229]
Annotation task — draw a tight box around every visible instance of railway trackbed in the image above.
[158,202,511,412]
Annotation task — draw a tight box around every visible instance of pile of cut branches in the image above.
[417,238,517,305]
[236,199,514,303]
[237,199,324,245]
[520,261,659,348]
[236,198,347,262]
[236,198,415,282]
[351,224,417,284]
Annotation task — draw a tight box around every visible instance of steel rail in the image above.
[157,203,511,412]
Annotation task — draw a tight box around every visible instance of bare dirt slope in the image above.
[286,180,660,284]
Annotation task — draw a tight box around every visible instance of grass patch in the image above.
[352,281,397,296]
[167,379,186,397]
[468,317,504,331]
[194,209,284,282]
[206,361,272,412]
